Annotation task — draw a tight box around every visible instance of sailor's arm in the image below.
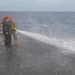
[0,22,2,28]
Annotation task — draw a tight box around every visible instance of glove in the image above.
[14,27,16,30]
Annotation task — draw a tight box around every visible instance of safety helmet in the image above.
[2,16,5,20]
[9,16,13,20]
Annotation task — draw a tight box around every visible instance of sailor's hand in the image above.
[6,32,8,34]
[14,27,16,30]
[14,27,17,31]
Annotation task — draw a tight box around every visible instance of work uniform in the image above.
[10,20,17,44]
[2,20,12,46]
[0,22,3,33]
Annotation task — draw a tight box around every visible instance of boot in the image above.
[14,39,18,44]
[2,38,6,42]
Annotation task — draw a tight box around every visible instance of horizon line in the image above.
[0,11,75,12]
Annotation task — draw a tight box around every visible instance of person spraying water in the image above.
[0,16,18,47]
[2,17,12,47]
[9,16,18,44]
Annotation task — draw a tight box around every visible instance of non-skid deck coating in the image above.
[0,33,75,75]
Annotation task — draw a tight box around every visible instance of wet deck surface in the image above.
[0,33,75,75]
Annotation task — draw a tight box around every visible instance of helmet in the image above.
[9,16,13,20]
[2,16,5,20]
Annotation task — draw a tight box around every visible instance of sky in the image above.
[0,0,75,11]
